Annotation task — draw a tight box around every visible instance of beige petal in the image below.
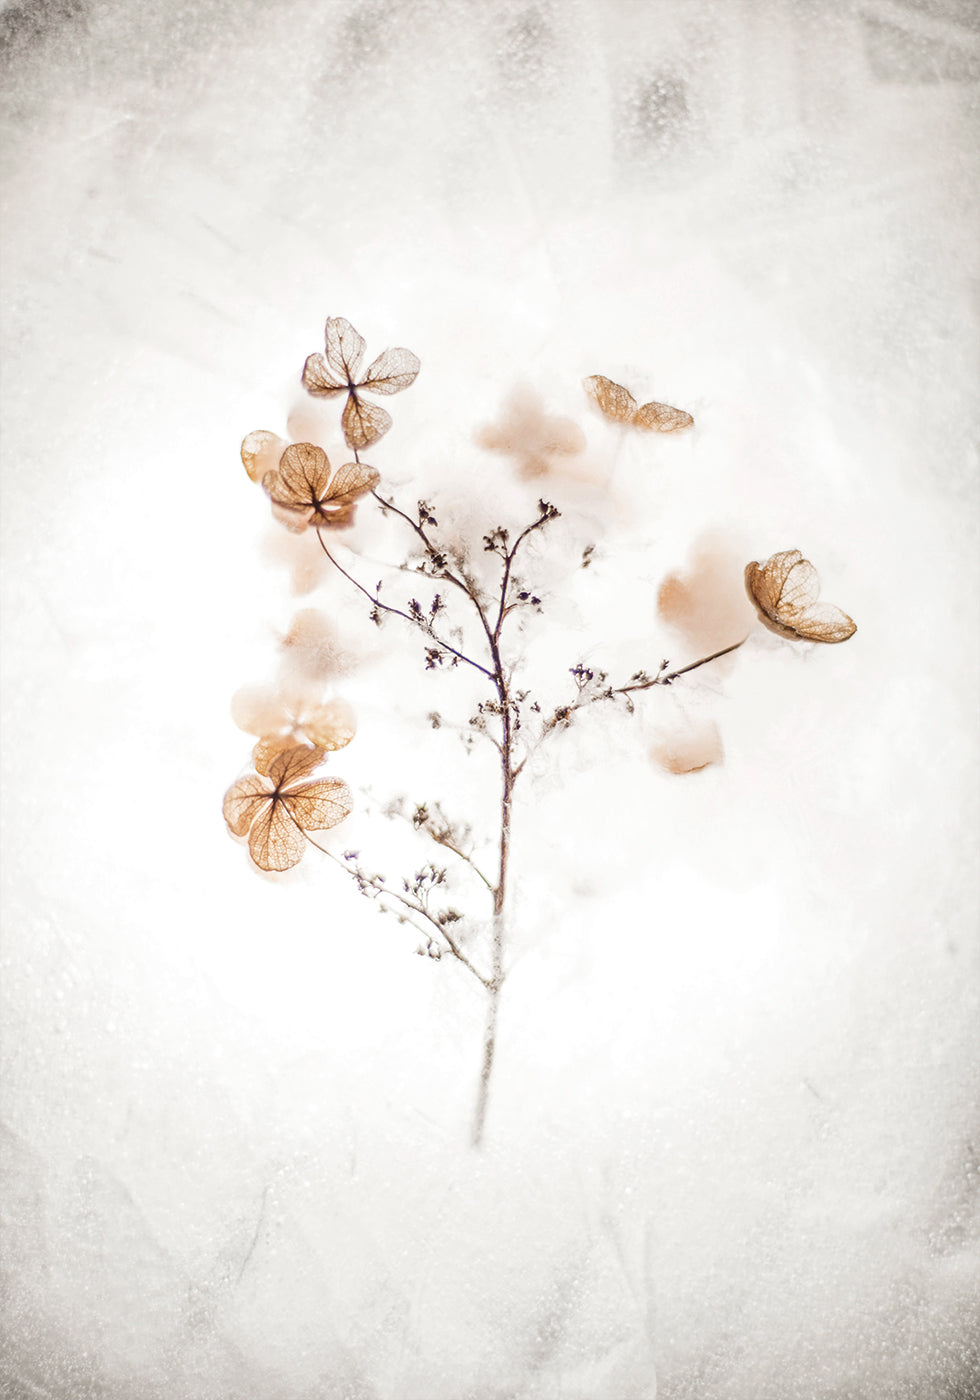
[267,744,326,789]
[282,778,353,831]
[252,733,297,776]
[359,347,421,396]
[278,442,332,501]
[632,400,694,433]
[302,352,348,397]
[325,461,380,507]
[746,551,857,644]
[230,683,289,737]
[342,394,392,450]
[248,799,307,871]
[583,375,637,423]
[304,698,356,751]
[324,317,366,383]
[223,774,273,836]
[241,430,286,483]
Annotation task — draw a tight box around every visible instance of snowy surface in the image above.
[2,1,979,1397]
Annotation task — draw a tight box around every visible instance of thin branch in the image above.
[315,530,495,681]
[305,836,494,989]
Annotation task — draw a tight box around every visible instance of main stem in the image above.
[471,634,514,1149]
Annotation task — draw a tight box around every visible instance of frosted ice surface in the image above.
[1,1,978,1397]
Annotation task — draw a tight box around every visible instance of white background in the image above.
[2,1,978,1396]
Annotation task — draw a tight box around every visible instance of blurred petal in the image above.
[283,778,353,831]
[230,683,289,737]
[248,800,306,871]
[342,395,392,450]
[583,375,637,423]
[360,347,421,395]
[241,430,286,482]
[222,774,272,836]
[304,698,356,751]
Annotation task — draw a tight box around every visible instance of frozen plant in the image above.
[224,315,857,1146]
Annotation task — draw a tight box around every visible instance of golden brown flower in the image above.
[302,316,420,451]
[260,442,379,533]
[745,549,857,643]
[223,746,353,872]
[583,374,693,433]
[231,682,356,775]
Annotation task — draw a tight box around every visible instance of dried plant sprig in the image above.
[302,316,420,450]
[745,549,857,644]
[584,373,694,433]
[223,745,353,872]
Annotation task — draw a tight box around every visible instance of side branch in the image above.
[315,530,495,681]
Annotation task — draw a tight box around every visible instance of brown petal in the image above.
[632,400,694,433]
[325,460,381,507]
[252,733,297,776]
[302,352,348,397]
[223,774,272,836]
[241,430,286,483]
[282,778,353,831]
[324,317,366,383]
[277,442,332,502]
[746,551,857,644]
[267,744,327,789]
[304,698,356,751]
[248,798,306,871]
[583,375,637,423]
[342,395,392,450]
[359,347,421,396]
[784,603,858,644]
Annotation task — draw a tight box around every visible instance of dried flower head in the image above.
[302,316,420,451]
[584,374,693,433]
[261,442,379,533]
[231,682,356,775]
[745,549,857,644]
[476,387,586,480]
[223,745,353,872]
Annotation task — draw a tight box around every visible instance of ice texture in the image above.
[1,1,978,1397]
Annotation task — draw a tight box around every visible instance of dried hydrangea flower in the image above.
[302,316,420,451]
[583,374,693,433]
[261,442,379,533]
[745,549,857,643]
[223,745,353,872]
[231,682,356,775]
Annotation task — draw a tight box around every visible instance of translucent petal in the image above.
[248,799,306,871]
[746,551,856,644]
[222,774,272,836]
[324,317,366,383]
[241,430,286,482]
[268,744,326,789]
[304,698,356,751]
[252,733,296,776]
[342,395,392,450]
[632,400,694,433]
[230,683,288,737]
[360,347,421,396]
[325,461,380,507]
[283,778,353,831]
[583,375,637,423]
[277,442,332,502]
[302,352,348,397]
